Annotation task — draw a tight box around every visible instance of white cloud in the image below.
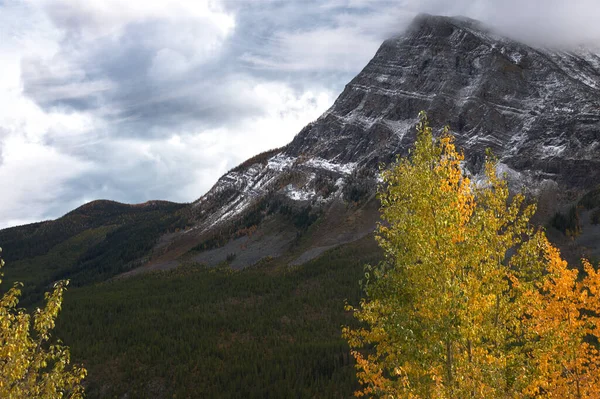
[32,0,235,40]
[148,49,194,81]
[240,0,600,75]
[474,0,600,47]
[242,26,381,72]
[22,56,115,108]
[3,0,600,229]
[65,81,334,205]
[0,136,93,228]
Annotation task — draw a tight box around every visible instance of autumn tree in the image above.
[0,248,86,398]
[515,237,600,398]
[343,112,600,398]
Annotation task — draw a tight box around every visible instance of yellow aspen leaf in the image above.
[343,112,600,398]
[0,248,86,398]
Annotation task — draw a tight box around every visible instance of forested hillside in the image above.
[0,200,186,304]
[2,11,600,398]
[54,236,381,398]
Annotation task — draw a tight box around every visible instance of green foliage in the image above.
[279,204,320,230]
[191,197,281,252]
[592,208,600,225]
[1,201,187,305]
[342,171,375,204]
[578,186,600,210]
[344,112,538,397]
[577,186,600,226]
[343,112,600,398]
[191,197,320,254]
[55,237,382,398]
[63,213,185,285]
[4,227,114,306]
[0,201,184,263]
[550,205,581,236]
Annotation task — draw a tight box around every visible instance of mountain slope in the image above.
[2,14,600,398]
[288,14,600,186]
[0,200,186,302]
[146,13,600,271]
[3,14,600,282]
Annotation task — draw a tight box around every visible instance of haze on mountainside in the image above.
[1,0,600,228]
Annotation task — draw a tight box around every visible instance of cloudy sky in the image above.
[1,0,600,228]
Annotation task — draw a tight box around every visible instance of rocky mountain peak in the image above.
[154,14,600,268]
[404,13,488,39]
[4,14,600,299]
[285,14,600,188]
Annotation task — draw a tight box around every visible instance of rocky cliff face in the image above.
[148,14,600,269]
[188,14,600,230]
[5,14,599,279]
[287,15,600,185]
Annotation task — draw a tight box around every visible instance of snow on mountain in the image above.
[185,13,600,242]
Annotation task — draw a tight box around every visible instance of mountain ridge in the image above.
[3,14,600,399]
[163,12,600,269]
[3,13,600,281]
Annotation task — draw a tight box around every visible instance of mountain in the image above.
[4,13,600,284]
[0,200,186,303]
[4,13,600,398]
[143,13,600,271]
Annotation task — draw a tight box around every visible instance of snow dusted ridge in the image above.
[302,158,357,175]
[267,153,295,171]
[188,14,600,235]
[189,152,363,232]
[292,14,600,187]
[285,184,315,201]
[469,162,559,200]
[191,154,293,231]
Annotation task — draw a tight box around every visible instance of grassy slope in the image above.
[0,200,184,263]
[5,226,115,301]
[0,200,187,304]
[55,235,382,398]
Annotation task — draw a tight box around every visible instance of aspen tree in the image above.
[343,112,600,398]
[0,248,86,398]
